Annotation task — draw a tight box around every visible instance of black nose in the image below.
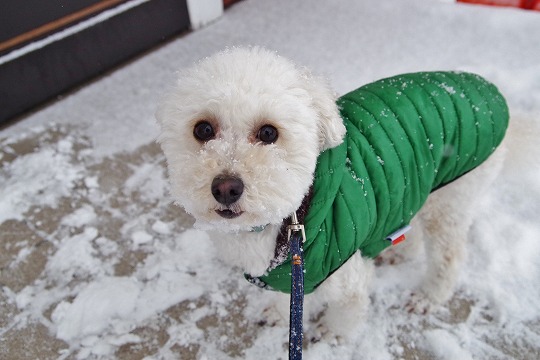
[211,175,244,206]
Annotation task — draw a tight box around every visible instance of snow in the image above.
[0,138,84,223]
[52,277,141,343]
[1,0,540,359]
[423,329,473,360]
[152,220,171,235]
[46,227,104,281]
[132,230,154,246]
[62,205,98,228]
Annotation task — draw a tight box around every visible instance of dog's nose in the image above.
[211,175,244,206]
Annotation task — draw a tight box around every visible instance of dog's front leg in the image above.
[256,291,291,328]
[305,252,374,343]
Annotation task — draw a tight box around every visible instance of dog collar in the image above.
[250,224,268,233]
[244,188,313,290]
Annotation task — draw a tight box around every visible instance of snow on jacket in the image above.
[247,71,509,294]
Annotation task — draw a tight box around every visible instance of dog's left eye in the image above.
[256,125,278,144]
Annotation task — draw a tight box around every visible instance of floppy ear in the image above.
[301,72,346,152]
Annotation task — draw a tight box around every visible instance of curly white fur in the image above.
[156,47,506,340]
[156,47,345,232]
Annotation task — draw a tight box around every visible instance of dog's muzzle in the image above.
[211,175,244,219]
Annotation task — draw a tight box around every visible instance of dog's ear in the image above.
[301,72,346,152]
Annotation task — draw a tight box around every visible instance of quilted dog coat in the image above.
[248,71,509,294]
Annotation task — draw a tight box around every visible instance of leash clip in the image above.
[287,212,306,243]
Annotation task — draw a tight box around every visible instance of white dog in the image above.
[156,47,507,341]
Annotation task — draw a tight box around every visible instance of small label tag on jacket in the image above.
[385,225,412,245]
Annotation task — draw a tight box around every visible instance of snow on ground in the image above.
[1,0,540,359]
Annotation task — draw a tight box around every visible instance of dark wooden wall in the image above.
[0,0,190,124]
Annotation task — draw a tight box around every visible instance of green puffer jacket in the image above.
[248,71,509,294]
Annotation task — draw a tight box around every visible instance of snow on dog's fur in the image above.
[157,47,344,232]
[156,47,506,340]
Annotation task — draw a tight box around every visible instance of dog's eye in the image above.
[193,121,215,142]
[257,125,278,144]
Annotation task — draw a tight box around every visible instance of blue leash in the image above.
[288,213,305,360]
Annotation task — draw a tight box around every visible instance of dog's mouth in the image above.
[215,208,244,219]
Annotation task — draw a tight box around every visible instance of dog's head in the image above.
[156,47,345,231]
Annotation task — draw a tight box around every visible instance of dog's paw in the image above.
[306,323,344,345]
[257,305,288,327]
[405,291,437,315]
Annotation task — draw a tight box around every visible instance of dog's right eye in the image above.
[193,121,215,142]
